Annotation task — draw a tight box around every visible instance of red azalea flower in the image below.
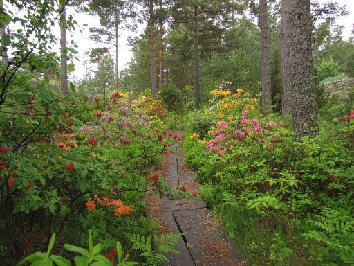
[58,127,65,133]
[7,175,14,189]
[58,142,65,149]
[67,120,74,127]
[174,135,179,141]
[95,98,101,103]
[96,112,103,119]
[106,248,118,261]
[122,139,131,146]
[180,186,187,192]
[108,117,113,123]
[106,105,112,110]
[153,175,158,185]
[66,128,74,134]
[0,146,9,154]
[147,135,152,140]
[158,135,163,141]
[88,138,97,146]
[65,162,74,172]
[0,160,8,170]
[192,192,198,197]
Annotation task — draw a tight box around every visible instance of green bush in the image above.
[184,93,354,265]
[187,112,214,139]
[316,59,339,81]
[159,84,184,112]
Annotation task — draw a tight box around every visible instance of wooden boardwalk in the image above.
[147,143,246,266]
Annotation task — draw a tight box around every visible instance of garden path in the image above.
[147,132,246,266]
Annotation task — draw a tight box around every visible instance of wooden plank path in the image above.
[147,142,246,266]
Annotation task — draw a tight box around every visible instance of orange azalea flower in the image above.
[86,200,96,211]
[115,206,132,217]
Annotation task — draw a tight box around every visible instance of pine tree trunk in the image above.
[193,5,201,109]
[158,0,164,87]
[60,3,68,94]
[281,0,291,115]
[114,7,119,89]
[289,0,318,137]
[259,0,272,111]
[149,0,158,98]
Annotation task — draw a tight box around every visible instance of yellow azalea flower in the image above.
[198,139,207,145]
[217,113,225,119]
[210,90,231,96]
[223,104,232,110]
[228,115,235,121]
[190,132,200,139]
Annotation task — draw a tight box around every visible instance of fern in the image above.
[128,233,179,266]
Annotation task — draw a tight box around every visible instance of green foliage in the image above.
[183,89,354,265]
[316,59,340,81]
[186,112,214,139]
[18,231,138,266]
[159,84,184,112]
[129,234,179,266]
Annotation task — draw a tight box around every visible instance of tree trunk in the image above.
[281,0,291,115]
[149,0,158,98]
[114,6,119,89]
[60,3,68,94]
[289,0,318,137]
[259,0,272,111]
[193,5,201,109]
[158,0,164,87]
[0,0,8,65]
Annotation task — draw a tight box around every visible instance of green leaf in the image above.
[50,255,71,266]
[68,63,75,73]
[17,252,45,266]
[0,13,12,27]
[116,242,123,263]
[32,258,54,266]
[91,255,112,266]
[74,256,89,266]
[47,234,56,256]
[92,244,102,255]
[64,244,89,256]
[88,230,94,255]
[1,34,10,46]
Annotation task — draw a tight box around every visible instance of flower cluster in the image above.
[339,110,354,122]
[190,84,280,156]
[86,195,132,217]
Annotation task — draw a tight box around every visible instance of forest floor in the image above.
[147,131,246,266]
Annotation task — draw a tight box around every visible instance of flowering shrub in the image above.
[184,84,354,265]
[0,86,170,264]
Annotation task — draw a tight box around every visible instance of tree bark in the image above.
[289,0,318,137]
[259,0,272,111]
[193,5,201,109]
[0,0,8,65]
[281,0,291,115]
[114,6,119,89]
[158,0,164,87]
[60,3,68,94]
[149,0,158,98]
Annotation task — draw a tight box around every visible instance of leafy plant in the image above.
[17,230,138,266]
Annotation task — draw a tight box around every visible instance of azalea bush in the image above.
[0,81,172,264]
[184,83,354,265]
